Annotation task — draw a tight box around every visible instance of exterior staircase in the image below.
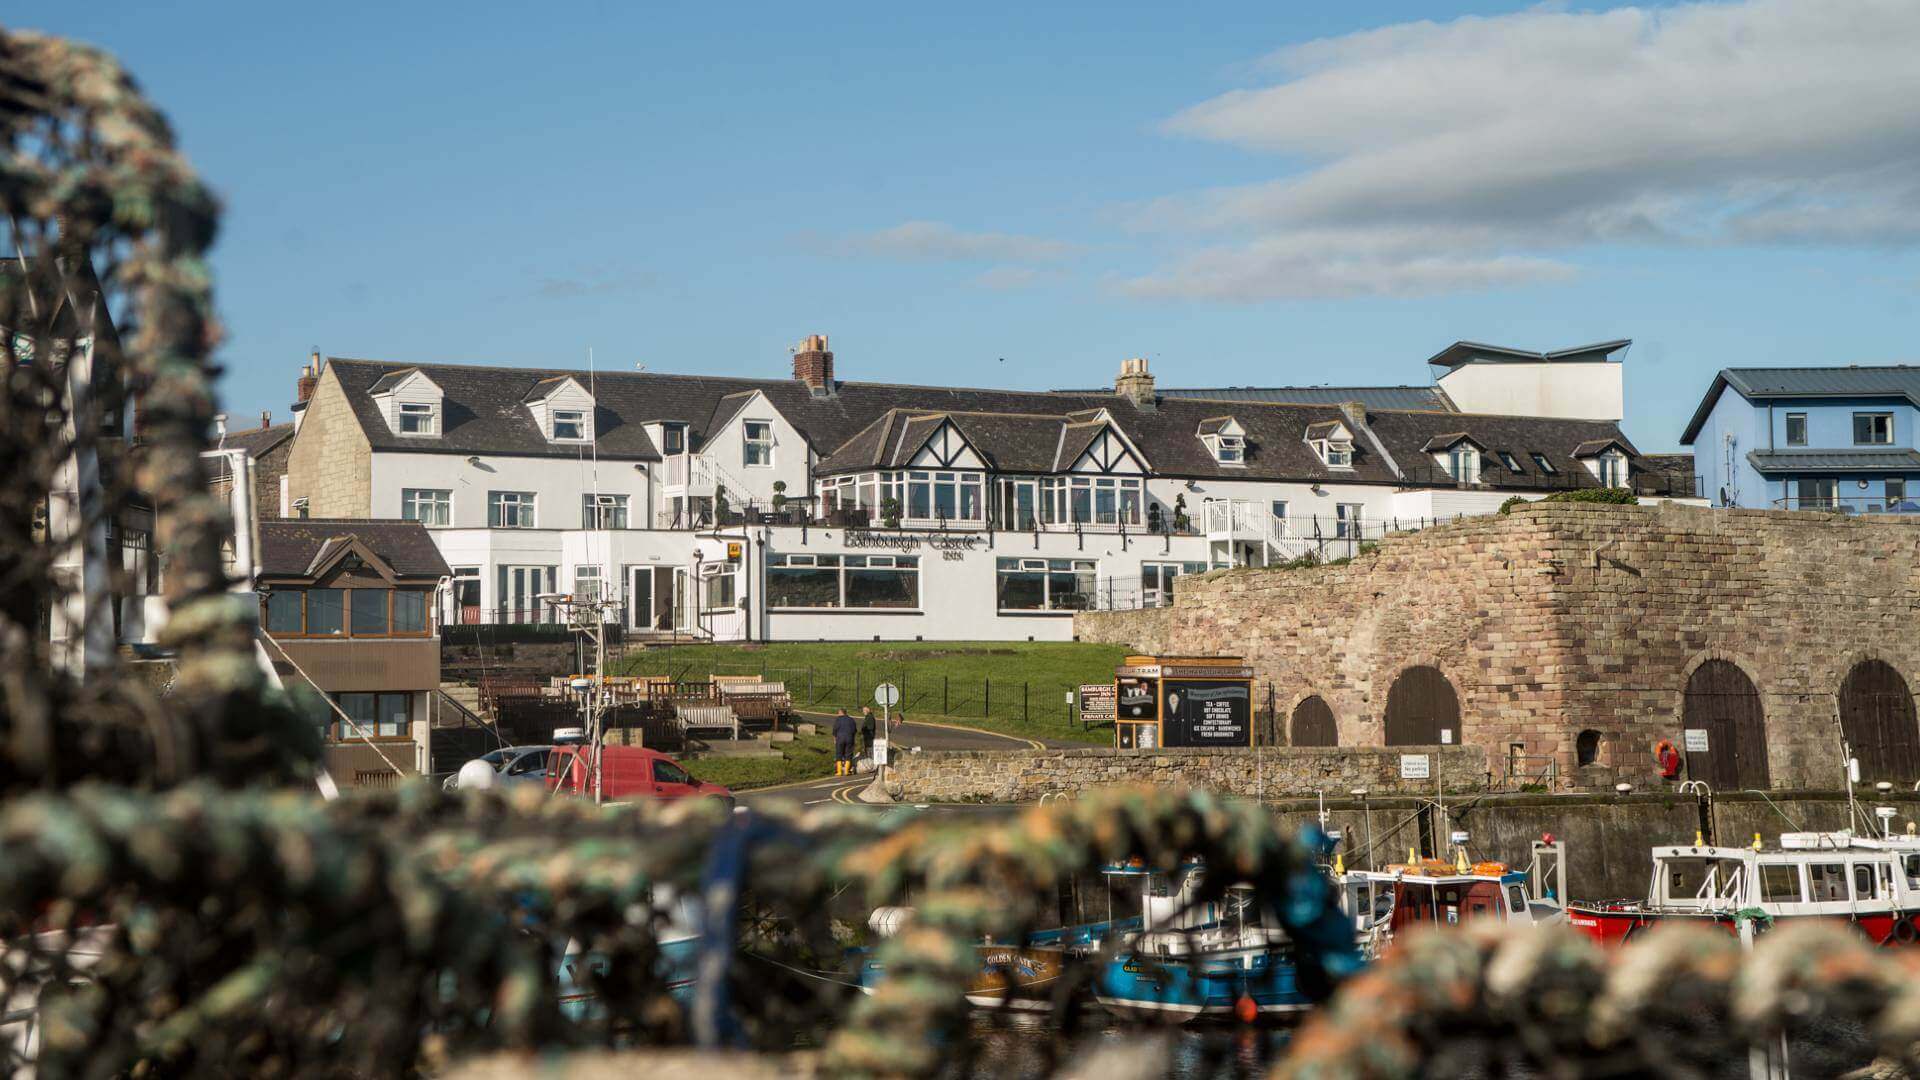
[1203,499,1302,569]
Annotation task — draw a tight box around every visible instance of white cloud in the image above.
[1129,0,1920,300]
[852,221,1081,264]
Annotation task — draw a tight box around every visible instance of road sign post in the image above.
[873,682,900,791]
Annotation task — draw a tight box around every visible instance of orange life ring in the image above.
[1654,740,1683,780]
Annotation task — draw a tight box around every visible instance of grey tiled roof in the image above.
[1747,449,1920,473]
[1682,366,1920,444]
[258,519,450,579]
[1069,385,1455,411]
[222,423,293,457]
[1365,410,1646,491]
[324,357,1651,490]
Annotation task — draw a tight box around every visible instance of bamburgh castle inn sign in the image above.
[843,530,985,559]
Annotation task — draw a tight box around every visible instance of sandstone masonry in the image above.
[286,366,373,518]
[1075,502,1920,790]
[884,745,1487,803]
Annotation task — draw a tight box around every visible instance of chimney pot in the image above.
[261,409,272,429]
[1116,356,1156,409]
[296,350,319,405]
[793,333,835,397]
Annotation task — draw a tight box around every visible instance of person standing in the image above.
[859,707,877,758]
[832,708,858,776]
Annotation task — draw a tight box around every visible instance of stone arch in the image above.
[1679,656,1770,790]
[1838,659,1920,783]
[1384,666,1461,746]
[1290,694,1338,748]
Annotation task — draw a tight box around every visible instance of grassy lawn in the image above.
[615,640,1129,745]
[683,732,837,790]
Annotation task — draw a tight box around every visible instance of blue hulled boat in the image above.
[1093,864,1314,1022]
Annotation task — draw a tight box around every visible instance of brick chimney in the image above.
[295,349,319,405]
[1338,400,1368,429]
[260,409,272,429]
[1116,357,1156,409]
[792,334,834,397]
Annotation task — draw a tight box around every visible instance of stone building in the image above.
[1075,502,1920,791]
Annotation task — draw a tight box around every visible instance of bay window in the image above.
[262,588,429,637]
[902,470,984,523]
[998,478,1039,530]
[997,557,1097,611]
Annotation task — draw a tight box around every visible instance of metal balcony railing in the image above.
[1770,495,1920,514]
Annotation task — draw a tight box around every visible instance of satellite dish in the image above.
[456,759,497,790]
[1718,487,1730,506]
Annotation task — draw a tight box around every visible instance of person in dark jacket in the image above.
[832,709,858,776]
[859,708,877,757]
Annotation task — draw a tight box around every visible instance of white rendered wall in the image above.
[694,392,812,509]
[1436,362,1624,421]
[370,451,651,530]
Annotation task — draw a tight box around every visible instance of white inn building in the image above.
[277,335,1696,642]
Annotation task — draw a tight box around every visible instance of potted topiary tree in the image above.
[880,497,902,529]
[1172,494,1190,532]
[1147,502,1164,534]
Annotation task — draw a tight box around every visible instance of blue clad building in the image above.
[1681,367,1920,512]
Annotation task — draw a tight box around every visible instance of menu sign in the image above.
[1161,679,1252,747]
[1117,678,1156,721]
[1079,684,1117,725]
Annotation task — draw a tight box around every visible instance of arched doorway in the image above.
[1682,660,1770,790]
[1839,660,1920,783]
[1384,667,1459,746]
[1291,696,1337,747]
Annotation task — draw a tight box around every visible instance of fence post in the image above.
[985,678,991,718]
[855,667,861,711]
[1023,682,1028,722]
[943,675,949,714]
[808,666,815,705]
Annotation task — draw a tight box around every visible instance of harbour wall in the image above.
[883,745,1489,803]
[1073,502,1920,791]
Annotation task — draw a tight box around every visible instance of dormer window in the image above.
[662,424,687,455]
[552,409,586,441]
[1596,452,1628,488]
[1315,439,1353,467]
[398,402,437,435]
[1498,451,1522,473]
[1197,417,1248,467]
[1446,445,1481,484]
[1304,419,1355,469]
[1531,452,1556,474]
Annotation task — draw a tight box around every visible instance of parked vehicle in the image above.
[546,745,734,807]
[443,745,553,791]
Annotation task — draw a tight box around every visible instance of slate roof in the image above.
[221,423,294,458]
[1424,339,1631,368]
[1421,432,1479,452]
[1682,366,1920,444]
[1364,410,1647,491]
[1063,385,1455,411]
[323,357,1652,490]
[258,519,450,579]
[1747,449,1920,474]
[1572,438,1633,457]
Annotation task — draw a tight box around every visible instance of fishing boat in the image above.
[1091,862,1311,1023]
[1340,845,1557,958]
[557,888,704,1020]
[1566,826,1920,947]
[854,904,1142,1010]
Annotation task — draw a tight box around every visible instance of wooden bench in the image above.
[675,703,739,741]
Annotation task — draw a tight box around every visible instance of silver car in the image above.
[444,745,553,791]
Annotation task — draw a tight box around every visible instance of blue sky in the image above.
[18,0,1920,450]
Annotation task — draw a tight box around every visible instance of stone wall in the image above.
[1075,606,1172,654]
[1073,502,1920,790]
[884,745,1487,803]
[286,366,372,517]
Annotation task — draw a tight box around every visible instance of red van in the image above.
[546,745,734,807]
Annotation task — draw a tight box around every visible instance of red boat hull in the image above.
[1566,906,1916,947]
